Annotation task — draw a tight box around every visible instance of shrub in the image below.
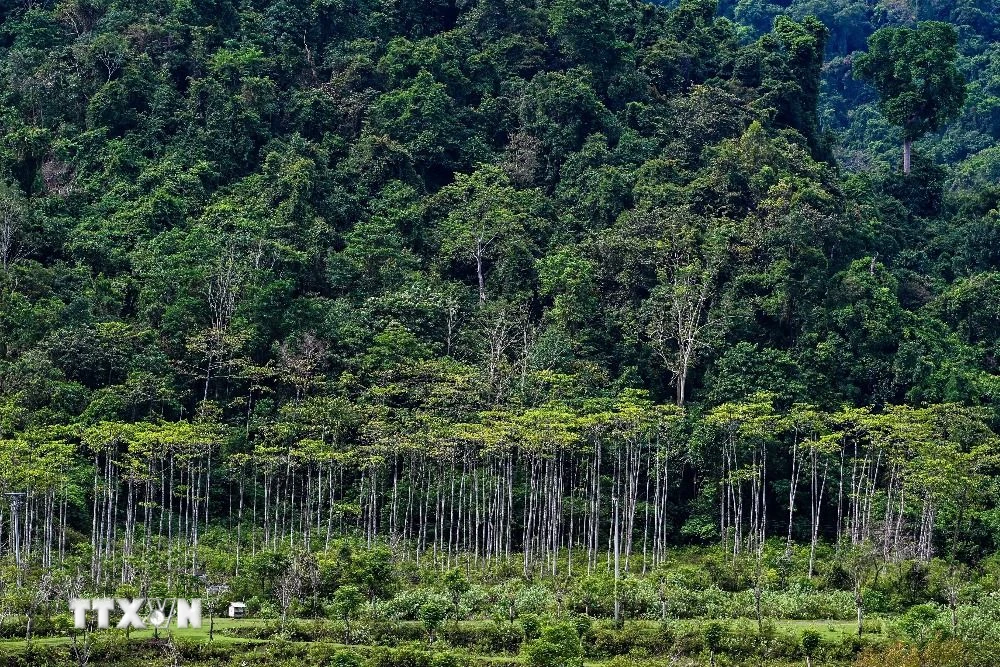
[957,593,1000,643]
[368,620,426,645]
[516,586,556,617]
[366,645,433,667]
[440,620,523,653]
[861,616,884,635]
[431,649,471,667]
[459,585,491,618]
[174,637,236,660]
[584,623,673,658]
[863,588,891,614]
[570,614,592,638]
[332,649,365,667]
[479,620,525,653]
[419,595,451,641]
[90,633,132,662]
[519,614,542,640]
[852,640,966,667]
[897,603,945,643]
[703,621,725,666]
[801,629,821,666]
[522,622,584,667]
[388,589,436,620]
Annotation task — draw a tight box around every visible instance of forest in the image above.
[1,0,1000,665]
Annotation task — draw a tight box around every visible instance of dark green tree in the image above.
[853,22,967,173]
[801,629,821,667]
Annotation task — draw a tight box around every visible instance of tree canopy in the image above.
[854,21,967,173]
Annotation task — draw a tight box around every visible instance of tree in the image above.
[433,166,544,305]
[548,0,619,76]
[752,16,830,158]
[703,621,725,667]
[418,595,450,642]
[639,208,730,406]
[70,629,92,667]
[842,540,881,637]
[367,70,465,178]
[0,183,26,278]
[898,604,941,645]
[5,0,1000,649]
[276,565,302,624]
[929,560,967,634]
[853,22,966,174]
[332,585,365,643]
[355,547,397,603]
[801,629,821,667]
[443,568,470,626]
[203,584,231,642]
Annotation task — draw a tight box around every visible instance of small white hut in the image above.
[228,601,247,619]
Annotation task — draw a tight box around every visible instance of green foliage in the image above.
[0,3,999,665]
[333,586,365,624]
[419,595,451,641]
[702,620,726,653]
[897,603,945,644]
[854,22,967,142]
[522,622,584,667]
[444,569,471,623]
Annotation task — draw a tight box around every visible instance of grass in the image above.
[588,617,880,640]
[778,619,867,640]
[0,615,885,660]
[0,616,266,649]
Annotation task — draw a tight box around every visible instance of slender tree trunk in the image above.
[903,138,912,174]
[475,245,486,304]
[786,434,801,556]
[856,584,864,637]
[612,493,621,627]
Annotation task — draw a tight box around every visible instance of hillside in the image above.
[1,1,1000,665]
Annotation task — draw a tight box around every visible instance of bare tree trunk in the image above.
[856,582,864,638]
[0,186,24,277]
[612,493,621,627]
[475,245,486,304]
[786,433,801,556]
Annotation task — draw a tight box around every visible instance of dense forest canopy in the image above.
[3,0,1000,654]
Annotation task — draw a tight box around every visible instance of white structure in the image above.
[228,601,247,619]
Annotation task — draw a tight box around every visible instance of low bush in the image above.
[366,644,434,667]
[583,623,672,658]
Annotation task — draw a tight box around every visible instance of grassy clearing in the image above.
[777,619,866,640]
[0,617,266,649]
[0,615,882,651]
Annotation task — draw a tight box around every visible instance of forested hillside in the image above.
[724,0,1000,171]
[2,0,1000,664]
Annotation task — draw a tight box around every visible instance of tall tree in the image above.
[640,208,730,406]
[0,183,26,278]
[853,21,966,173]
[433,166,545,305]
